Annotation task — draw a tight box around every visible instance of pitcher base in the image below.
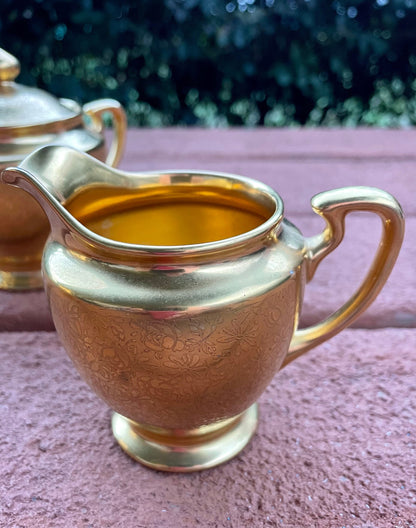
[0,269,43,290]
[111,403,258,472]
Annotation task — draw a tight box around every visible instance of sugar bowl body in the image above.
[0,48,126,289]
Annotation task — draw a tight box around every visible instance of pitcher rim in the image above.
[68,169,285,255]
[1,148,285,256]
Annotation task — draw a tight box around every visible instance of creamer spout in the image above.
[1,163,70,234]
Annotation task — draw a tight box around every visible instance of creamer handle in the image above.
[83,98,127,167]
[283,186,404,368]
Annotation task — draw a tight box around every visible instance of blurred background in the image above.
[2,0,416,127]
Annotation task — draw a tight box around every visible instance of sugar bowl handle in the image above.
[83,99,127,167]
[284,186,405,367]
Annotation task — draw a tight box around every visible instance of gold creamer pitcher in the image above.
[1,145,404,472]
[0,49,126,290]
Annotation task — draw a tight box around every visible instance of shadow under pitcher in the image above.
[1,145,405,472]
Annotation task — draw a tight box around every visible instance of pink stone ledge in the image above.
[121,127,416,162]
[1,329,416,527]
[119,128,416,215]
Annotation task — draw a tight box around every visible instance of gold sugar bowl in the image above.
[0,48,127,290]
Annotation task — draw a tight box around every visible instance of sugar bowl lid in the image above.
[0,48,82,138]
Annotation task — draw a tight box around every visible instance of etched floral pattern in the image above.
[49,278,297,430]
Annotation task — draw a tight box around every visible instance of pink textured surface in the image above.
[1,329,416,527]
[119,128,416,215]
[1,129,415,528]
[0,291,54,331]
[0,128,414,331]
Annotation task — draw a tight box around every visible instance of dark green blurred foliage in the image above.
[2,0,416,126]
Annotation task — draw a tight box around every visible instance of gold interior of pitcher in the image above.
[66,183,276,246]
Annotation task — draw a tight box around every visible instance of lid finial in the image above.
[0,49,21,82]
